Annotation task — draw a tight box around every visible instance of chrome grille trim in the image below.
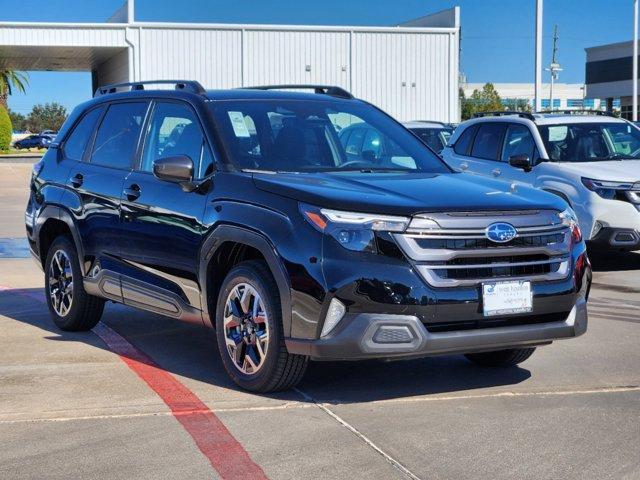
[395,210,572,287]
[403,225,567,239]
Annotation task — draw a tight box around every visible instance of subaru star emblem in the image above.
[486,222,517,243]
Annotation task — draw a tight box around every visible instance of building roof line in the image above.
[0,21,458,34]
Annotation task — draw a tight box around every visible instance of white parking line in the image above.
[295,387,428,480]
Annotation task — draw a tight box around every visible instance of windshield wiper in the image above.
[597,153,638,161]
[356,168,414,173]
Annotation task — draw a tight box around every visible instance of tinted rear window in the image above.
[471,123,505,160]
[91,102,147,169]
[64,107,103,161]
[453,125,476,155]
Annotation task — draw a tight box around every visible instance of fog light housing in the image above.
[591,221,603,239]
[321,298,346,337]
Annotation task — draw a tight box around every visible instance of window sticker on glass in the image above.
[548,126,568,142]
[228,111,250,138]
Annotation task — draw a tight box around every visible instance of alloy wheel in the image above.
[48,249,74,316]
[223,283,270,375]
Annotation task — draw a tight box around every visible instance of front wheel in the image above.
[464,347,536,367]
[215,260,308,392]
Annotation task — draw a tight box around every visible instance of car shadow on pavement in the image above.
[589,250,640,272]
[0,287,531,404]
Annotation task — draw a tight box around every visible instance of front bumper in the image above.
[286,298,588,361]
[588,227,640,252]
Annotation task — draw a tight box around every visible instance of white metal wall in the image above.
[351,31,453,121]
[132,25,458,122]
[0,22,459,122]
[137,27,242,88]
[242,30,350,88]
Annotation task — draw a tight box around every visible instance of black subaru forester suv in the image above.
[26,81,591,392]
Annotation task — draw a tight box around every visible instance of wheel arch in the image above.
[542,188,573,207]
[198,224,292,334]
[37,205,86,274]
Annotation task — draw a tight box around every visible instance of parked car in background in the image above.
[404,121,455,154]
[14,134,52,149]
[26,81,590,392]
[442,110,640,251]
[39,130,58,139]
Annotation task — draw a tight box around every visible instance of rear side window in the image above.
[91,102,147,169]
[453,125,477,155]
[63,107,103,161]
[471,123,505,160]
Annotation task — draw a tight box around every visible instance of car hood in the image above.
[553,160,640,182]
[252,171,566,216]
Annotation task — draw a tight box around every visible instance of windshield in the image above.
[537,122,640,162]
[209,99,449,173]
[409,127,453,153]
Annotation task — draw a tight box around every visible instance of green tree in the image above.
[0,69,28,108]
[0,105,12,151]
[502,98,532,113]
[25,102,67,133]
[461,83,504,120]
[8,108,26,132]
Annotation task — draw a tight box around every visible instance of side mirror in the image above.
[509,154,532,172]
[361,150,377,162]
[153,155,194,183]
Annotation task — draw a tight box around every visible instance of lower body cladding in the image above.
[285,298,587,360]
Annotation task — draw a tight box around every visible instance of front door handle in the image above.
[70,173,83,188]
[123,184,141,201]
[492,168,501,177]
[460,162,469,171]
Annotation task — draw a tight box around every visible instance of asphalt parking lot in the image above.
[1,163,639,480]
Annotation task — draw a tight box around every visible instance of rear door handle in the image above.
[492,168,501,177]
[460,162,469,171]
[70,173,83,188]
[123,183,141,201]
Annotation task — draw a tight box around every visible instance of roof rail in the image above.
[244,84,354,99]
[473,111,535,121]
[410,120,450,127]
[535,109,616,117]
[94,80,206,97]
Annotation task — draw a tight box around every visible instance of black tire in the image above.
[464,347,536,367]
[215,260,308,392]
[44,236,105,331]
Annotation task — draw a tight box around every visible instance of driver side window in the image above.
[141,102,213,177]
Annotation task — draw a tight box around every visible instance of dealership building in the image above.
[0,1,460,123]
[585,40,640,119]
[462,82,610,111]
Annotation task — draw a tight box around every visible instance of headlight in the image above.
[300,203,409,252]
[581,177,636,200]
[558,207,582,244]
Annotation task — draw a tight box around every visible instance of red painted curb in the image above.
[0,286,268,480]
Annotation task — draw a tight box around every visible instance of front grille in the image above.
[414,233,565,250]
[433,261,560,281]
[425,311,570,333]
[393,210,572,287]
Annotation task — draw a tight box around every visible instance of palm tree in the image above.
[0,69,29,108]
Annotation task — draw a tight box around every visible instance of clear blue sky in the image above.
[1,0,636,114]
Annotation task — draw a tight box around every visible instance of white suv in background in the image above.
[442,111,640,251]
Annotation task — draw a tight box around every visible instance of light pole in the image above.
[633,0,638,121]
[535,0,543,112]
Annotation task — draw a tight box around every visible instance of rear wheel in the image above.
[464,347,536,367]
[44,236,105,331]
[215,260,308,392]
